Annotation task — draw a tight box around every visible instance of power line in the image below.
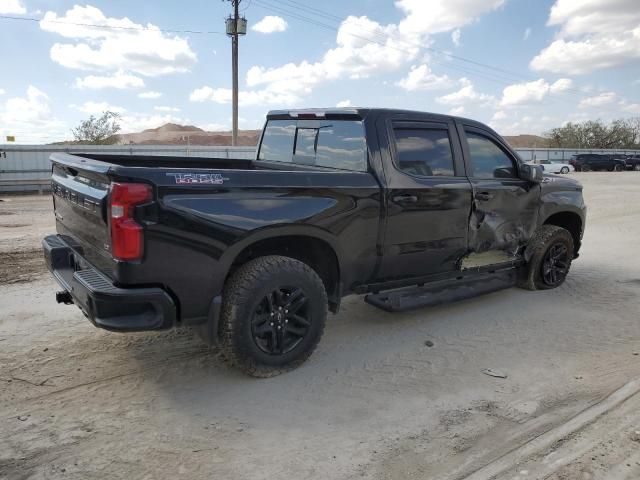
[277,0,343,22]
[251,0,638,109]
[0,14,225,35]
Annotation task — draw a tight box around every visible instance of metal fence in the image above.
[0,144,256,193]
[515,148,640,162]
[2,144,640,194]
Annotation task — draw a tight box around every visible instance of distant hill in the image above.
[118,124,260,146]
[502,135,550,148]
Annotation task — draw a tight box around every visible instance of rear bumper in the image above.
[42,235,176,332]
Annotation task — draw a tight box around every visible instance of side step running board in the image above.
[364,267,519,312]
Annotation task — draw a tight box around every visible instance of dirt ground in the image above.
[1,172,640,480]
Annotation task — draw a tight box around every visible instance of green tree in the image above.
[544,118,640,149]
[71,111,121,145]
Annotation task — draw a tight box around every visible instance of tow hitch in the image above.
[56,291,74,305]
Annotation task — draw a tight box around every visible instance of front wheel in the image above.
[519,225,574,291]
[614,164,623,172]
[561,167,569,174]
[634,164,640,171]
[219,255,327,377]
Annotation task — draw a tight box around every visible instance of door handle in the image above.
[393,194,418,204]
[474,191,493,201]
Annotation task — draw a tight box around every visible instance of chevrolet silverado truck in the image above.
[43,108,586,377]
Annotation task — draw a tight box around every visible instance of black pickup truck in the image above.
[43,108,586,376]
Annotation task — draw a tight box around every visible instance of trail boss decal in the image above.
[167,173,228,185]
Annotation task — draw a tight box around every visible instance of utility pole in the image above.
[225,1,247,146]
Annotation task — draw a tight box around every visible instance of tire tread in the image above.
[219,255,327,377]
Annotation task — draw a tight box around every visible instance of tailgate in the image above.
[50,154,112,272]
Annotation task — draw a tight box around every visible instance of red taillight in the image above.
[109,182,152,261]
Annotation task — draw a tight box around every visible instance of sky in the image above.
[0,0,639,144]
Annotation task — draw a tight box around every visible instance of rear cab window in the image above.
[258,119,367,172]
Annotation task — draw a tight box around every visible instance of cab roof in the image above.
[266,107,489,130]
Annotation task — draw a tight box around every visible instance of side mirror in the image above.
[520,163,544,183]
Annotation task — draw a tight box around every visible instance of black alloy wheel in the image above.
[252,286,311,355]
[218,255,328,377]
[541,242,570,287]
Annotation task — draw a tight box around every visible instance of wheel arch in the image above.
[222,227,343,312]
[542,211,583,255]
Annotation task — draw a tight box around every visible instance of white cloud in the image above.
[0,86,67,143]
[492,110,508,121]
[72,101,126,114]
[74,71,145,89]
[154,106,180,112]
[549,78,572,93]
[0,0,26,14]
[336,100,352,108]
[500,78,572,107]
[189,85,298,106]
[252,16,288,34]
[523,27,531,40]
[621,102,640,114]
[4,86,51,123]
[451,29,461,47]
[0,88,5,96]
[490,112,561,136]
[436,78,495,106]
[578,92,617,108]
[138,91,162,99]
[396,64,451,91]
[396,0,506,36]
[239,2,505,106]
[40,5,197,76]
[530,0,640,74]
[448,106,465,116]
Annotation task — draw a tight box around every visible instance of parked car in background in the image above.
[614,154,640,171]
[569,154,626,172]
[527,159,574,174]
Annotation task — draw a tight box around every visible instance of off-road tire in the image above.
[219,255,327,377]
[519,225,574,291]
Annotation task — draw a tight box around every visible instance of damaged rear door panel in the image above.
[377,115,473,281]
[458,123,540,268]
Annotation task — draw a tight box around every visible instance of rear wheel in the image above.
[561,167,569,174]
[582,164,591,172]
[519,225,574,291]
[219,255,327,377]
[634,164,640,171]
[614,164,623,172]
